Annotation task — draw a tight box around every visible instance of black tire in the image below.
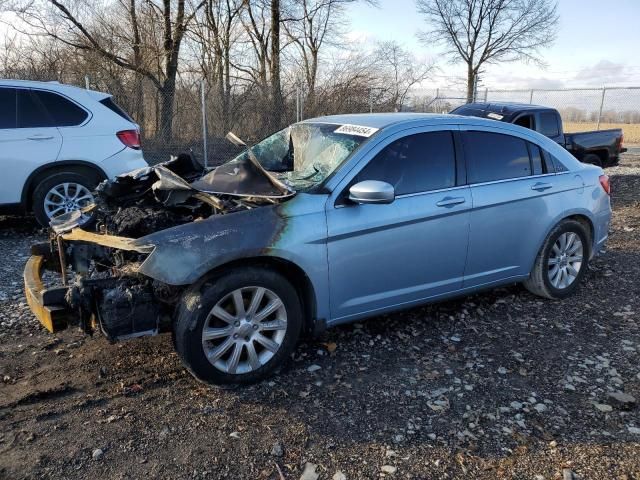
[173,267,303,385]
[32,171,100,227]
[523,219,590,299]
[582,153,602,167]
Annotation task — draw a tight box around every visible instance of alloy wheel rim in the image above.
[548,232,583,289]
[44,182,94,219]
[201,286,288,374]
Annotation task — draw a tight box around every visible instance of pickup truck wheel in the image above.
[173,267,303,385]
[32,172,98,227]
[523,219,590,299]
[582,154,602,167]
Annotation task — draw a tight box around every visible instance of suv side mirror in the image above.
[348,180,395,205]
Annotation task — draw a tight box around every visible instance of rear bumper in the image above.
[99,147,148,179]
[23,251,73,333]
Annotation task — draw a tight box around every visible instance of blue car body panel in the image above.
[136,113,611,329]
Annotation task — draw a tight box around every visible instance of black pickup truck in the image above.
[451,102,627,167]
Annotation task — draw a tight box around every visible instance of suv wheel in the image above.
[32,171,98,227]
[173,267,303,385]
[523,219,590,299]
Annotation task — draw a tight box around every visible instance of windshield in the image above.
[232,123,372,191]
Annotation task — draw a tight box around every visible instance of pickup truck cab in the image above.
[451,102,626,167]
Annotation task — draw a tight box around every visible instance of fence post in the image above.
[200,80,208,169]
[484,88,488,102]
[84,75,90,90]
[369,88,373,113]
[296,82,301,122]
[529,89,534,104]
[597,87,607,131]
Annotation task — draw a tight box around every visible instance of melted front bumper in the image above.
[23,250,73,333]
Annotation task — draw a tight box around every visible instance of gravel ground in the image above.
[1,154,639,480]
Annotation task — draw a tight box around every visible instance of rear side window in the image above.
[17,89,52,128]
[464,131,531,183]
[529,143,556,175]
[0,88,17,128]
[539,112,560,137]
[31,90,88,126]
[100,97,133,122]
[356,131,456,195]
[529,144,545,175]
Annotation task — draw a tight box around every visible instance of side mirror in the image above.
[348,180,395,205]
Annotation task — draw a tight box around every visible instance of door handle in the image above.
[436,196,466,207]
[27,135,54,141]
[531,182,553,192]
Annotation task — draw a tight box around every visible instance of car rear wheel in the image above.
[173,267,303,385]
[523,219,590,299]
[32,171,99,227]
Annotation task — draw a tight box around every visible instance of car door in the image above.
[460,127,559,287]
[325,128,471,322]
[0,87,21,204]
[0,88,63,204]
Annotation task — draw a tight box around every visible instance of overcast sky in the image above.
[345,0,640,91]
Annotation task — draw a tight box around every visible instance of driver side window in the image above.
[355,131,456,195]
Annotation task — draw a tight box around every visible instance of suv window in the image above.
[355,131,456,195]
[99,97,133,122]
[464,131,531,183]
[32,90,88,126]
[539,112,560,137]
[0,88,17,129]
[17,89,52,128]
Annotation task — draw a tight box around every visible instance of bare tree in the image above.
[239,0,287,129]
[10,0,205,139]
[191,0,243,134]
[374,41,434,111]
[283,0,375,113]
[417,0,559,102]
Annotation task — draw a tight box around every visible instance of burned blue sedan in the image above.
[24,113,612,385]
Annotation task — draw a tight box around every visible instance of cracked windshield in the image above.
[240,123,371,190]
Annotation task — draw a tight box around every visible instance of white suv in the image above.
[0,79,148,225]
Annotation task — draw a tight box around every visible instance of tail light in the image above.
[116,129,141,150]
[619,134,624,151]
[599,174,611,195]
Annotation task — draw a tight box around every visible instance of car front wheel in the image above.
[173,267,303,385]
[523,219,590,299]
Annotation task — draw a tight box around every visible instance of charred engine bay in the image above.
[55,151,295,341]
[94,152,290,238]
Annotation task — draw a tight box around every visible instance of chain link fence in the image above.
[82,77,640,166]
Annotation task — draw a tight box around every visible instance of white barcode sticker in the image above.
[334,124,379,137]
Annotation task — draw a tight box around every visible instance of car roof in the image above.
[0,78,110,101]
[302,112,502,130]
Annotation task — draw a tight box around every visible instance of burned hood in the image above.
[49,152,296,235]
[105,152,295,202]
[190,156,293,198]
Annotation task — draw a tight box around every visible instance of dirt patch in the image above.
[1,155,639,479]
